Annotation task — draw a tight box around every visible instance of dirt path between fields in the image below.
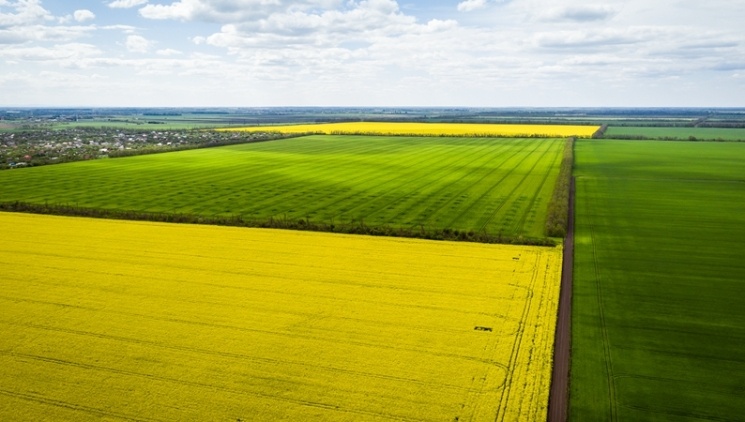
[547,177,575,422]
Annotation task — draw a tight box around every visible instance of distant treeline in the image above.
[544,137,574,238]
[600,135,744,142]
[0,201,557,247]
[600,121,745,129]
[697,121,745,128]
[107,132,298,159]
[592,124,608,138]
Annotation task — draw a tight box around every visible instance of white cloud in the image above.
[541,5,617,22]
[73,10,95,23]
[0,23,94,44]
[156,48,182,55]
[0,0,53,26]
[2,0,745,106]
[108,0,149,8]
[139,0,208,21]
[140,0,362,22]
[125,34,152,52]
[0,43,101,61]
[101,24,139,34]
[457,0,487,12]
[532,29,647,49]
[202,0,454,51]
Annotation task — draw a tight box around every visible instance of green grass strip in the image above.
[545,137,574,237]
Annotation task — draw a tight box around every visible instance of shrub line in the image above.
[544,137,574,238]
[0,201,557,247]
[600,134,744,142]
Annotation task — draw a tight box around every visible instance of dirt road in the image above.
[547,177,575,422]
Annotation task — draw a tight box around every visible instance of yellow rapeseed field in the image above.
[221,121,599,138]
[0,212,562,421]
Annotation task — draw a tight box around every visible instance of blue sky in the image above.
[1,0,743,107]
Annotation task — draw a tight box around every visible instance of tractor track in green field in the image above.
[590,222,618,422]
[386,140,528,227]
[216,137,436,215]
[511,141,562,234]
[382,139,537,229]
[475,139,557,234]
[358,140,518,225]
[440,140,547,231]
[302,138,506,223]
[412,140,540,231]
[247,138,478,218]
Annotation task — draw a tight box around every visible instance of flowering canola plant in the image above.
[0,212,562,421]
[222,121,599,138]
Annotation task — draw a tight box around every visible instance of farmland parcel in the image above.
[0,135,565,239]
[603,126,745,141]
[0,212,562,421]
[570,140,745,420]
[221,122,599,138]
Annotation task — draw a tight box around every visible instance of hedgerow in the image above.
[0,201,556,247]
[544,137,574,238]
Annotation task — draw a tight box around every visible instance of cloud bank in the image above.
[0,0,743,106]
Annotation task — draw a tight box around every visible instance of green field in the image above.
[604,126,745,140]
[570,140,745,420]
[0,135,564,238]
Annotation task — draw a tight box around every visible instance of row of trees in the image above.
[0,201,557,247]
[598,134,743,142]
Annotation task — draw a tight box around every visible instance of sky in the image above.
[0,0,743,107]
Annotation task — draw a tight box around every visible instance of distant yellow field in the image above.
[0,212,561,421]
[222,121,599,138]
